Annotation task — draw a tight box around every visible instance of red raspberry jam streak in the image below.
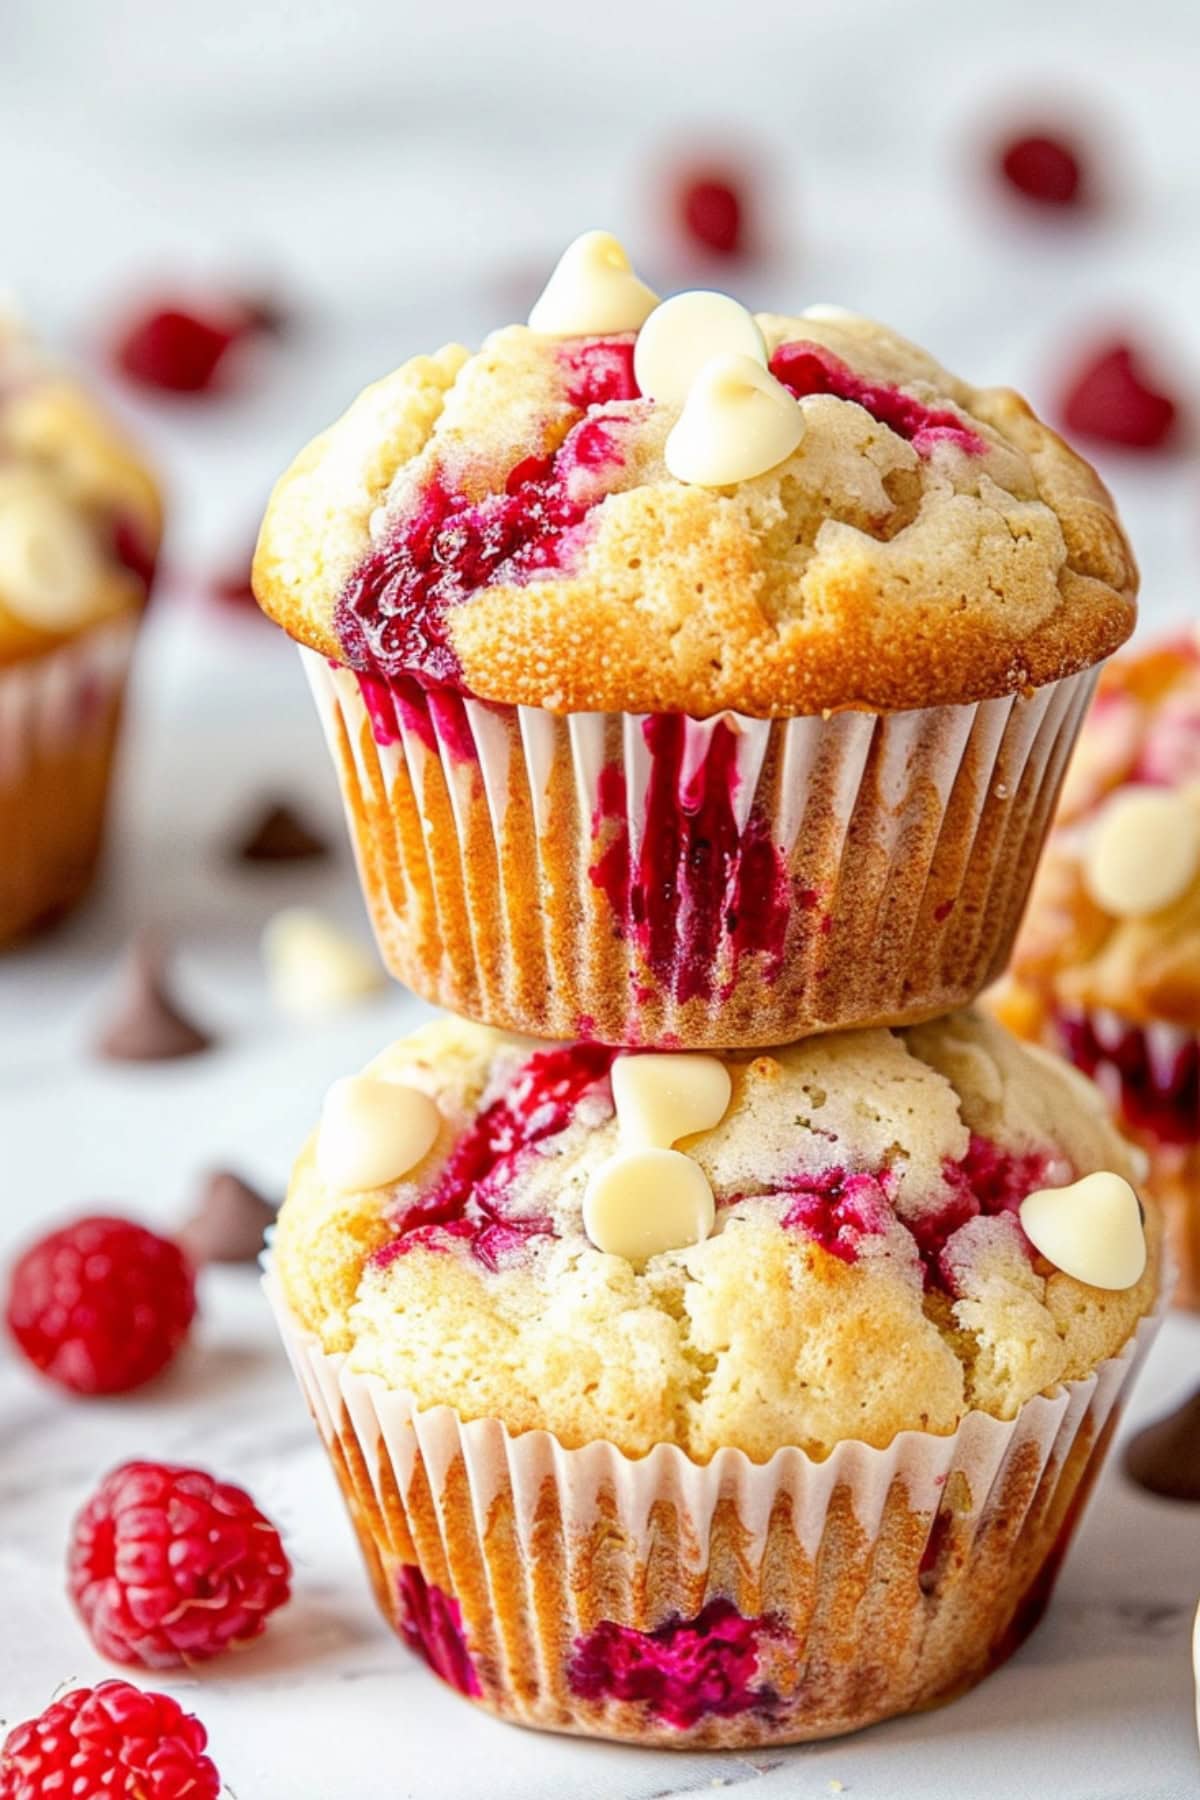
[588,715,793,1004]
[781,1168,894,1263]
[372,1041,617,1272]
[568,1599,790,1729]
[1056,1009,1200,1146]
[770,340,986,457]
[334,342,639,691]
[353,669,479,761]
[560,337,640,407]
[779,1136,1053,1292]
[396,1566,481,1698]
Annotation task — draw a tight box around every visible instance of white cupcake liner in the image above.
[302,652,1097,1046]
[266,1261,1163,1747]
[0,614,135,785]
[0,616,137,938]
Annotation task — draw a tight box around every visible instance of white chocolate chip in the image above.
[633,290,766,406]
[583,1146,715,1266]
[317,1074,441,1191]
[611,1052,731,1149]
[262,907,385,1019]
[1019,1170,1147,1291]
[528,231,659,337]
[0,474,106,632]
[665,352,804,487]
[801,303,857,322]
[1083,786,1200,918]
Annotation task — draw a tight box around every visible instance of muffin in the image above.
[252,234,1136,1047]
[0,311,161,942]
[267,1008,1161,1746]
[995,629,1200,1305]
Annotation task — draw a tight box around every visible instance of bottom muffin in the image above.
[269,1010,1162,1746]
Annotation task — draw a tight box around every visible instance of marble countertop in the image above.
[4,0,1200,1790]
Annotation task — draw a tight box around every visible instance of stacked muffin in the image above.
[0,312,161,941]
[254,235,1162,1746]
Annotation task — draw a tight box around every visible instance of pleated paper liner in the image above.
[0,615,137,943]
[303,653,1097,1048]
[267,1261,1163,1749]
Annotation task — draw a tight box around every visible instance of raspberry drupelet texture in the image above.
[254,305,1135,719]
[275,1010,1158,1464]
[69,1461,292,1668]
[0,1681,220,1800]
[5,1215,196,1395]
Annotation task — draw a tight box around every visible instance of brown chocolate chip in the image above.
[234,801,329,864]
[1123,1389,1200,1502]
[93,934,213,1062]
[180,1169,278,1266]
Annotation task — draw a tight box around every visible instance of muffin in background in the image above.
[0,310,161,942]
[268,1009,1161,1747]
[994,629,1200,1305]
[253,238,1136,1048]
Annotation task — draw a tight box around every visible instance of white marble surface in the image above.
[3,0,1200,1792]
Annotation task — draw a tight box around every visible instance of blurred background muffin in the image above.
[995,631,1200,1304]
[0,311,161,942]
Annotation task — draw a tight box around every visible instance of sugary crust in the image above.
[1007,634,1200,1023]
[275,1011,1158,1463]
[0,340,162,665]
[254,310,1136,717]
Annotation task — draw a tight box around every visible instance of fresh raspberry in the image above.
[996,131,1087,208]
[69,1460,291,1667]
[675,170,745,257]
[111,297,269,394]
[5,1216,196,1396]
[0,1680,220,1800]
[1059,341,1180,450]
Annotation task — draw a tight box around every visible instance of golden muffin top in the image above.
[254,236,1135,719]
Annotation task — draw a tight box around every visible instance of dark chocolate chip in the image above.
[1124,1389,1200,1502]
[180,1169,278,1266]
[234,802,329,864]
[93,934,213,1062]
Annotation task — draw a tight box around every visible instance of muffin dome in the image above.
[0,315,162,665]
[276,1009,1157,1463]
[254,301,1135,718]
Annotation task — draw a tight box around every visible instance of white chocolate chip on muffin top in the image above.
[274,1010,1159,1463]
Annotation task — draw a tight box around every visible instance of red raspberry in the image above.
[675,170,746,257]
[996,131,1087,208]
[5,1216,196,1396]
[69,1461,291,1667]
[111,298,268,394]
[0,1680,220,1800]
[1060,341,1181,450]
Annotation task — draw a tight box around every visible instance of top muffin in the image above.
[0,314,162,666]
[255,243,1134,718]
